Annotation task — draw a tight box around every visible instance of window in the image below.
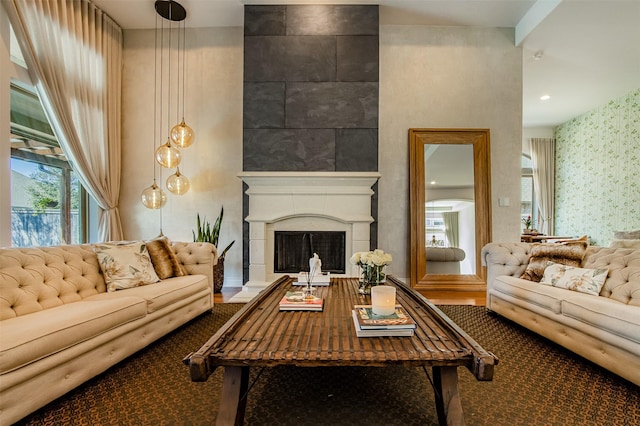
[521,154,536,228]
[10,83,85,246]
[425,207,449,246]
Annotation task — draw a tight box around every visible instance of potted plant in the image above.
[193,207,235,293]
[522,215,532,234]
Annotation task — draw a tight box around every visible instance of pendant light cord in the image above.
[181,20,186,120]
[166,13,172,137]
[153,12,159,183]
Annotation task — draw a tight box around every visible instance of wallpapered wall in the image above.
[554,88,640,246]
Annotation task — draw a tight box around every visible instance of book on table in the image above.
[351,311,414,337]
[353,305,417,329]
[279,291,324,311]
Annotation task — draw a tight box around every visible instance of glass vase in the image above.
[358,265,386,295]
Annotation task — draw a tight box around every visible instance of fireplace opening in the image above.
[274,231,346,274]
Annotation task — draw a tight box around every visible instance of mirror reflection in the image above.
[424,145,475,275]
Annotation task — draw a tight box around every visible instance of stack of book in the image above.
[279,291,324,311]
[352,305,416,337]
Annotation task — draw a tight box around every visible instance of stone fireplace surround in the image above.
[240,172,380,287]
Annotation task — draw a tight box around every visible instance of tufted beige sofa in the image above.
[426,247,466,274]
[0,241,217,424]
[482,243,640,385]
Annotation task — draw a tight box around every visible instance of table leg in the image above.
[432,366,465,426]
[216,366,249,426]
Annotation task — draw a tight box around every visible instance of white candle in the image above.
[371,286,396,316]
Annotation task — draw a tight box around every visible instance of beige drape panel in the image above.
[5,0,123,241]
[530,138,555,235]
[442,211,459,248]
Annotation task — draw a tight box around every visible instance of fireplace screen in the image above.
[274,231,346,274]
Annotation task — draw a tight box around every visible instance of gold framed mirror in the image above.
[409,129,491,303]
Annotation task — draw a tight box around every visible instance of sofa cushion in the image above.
[0,297,147,374]
[520,240,587,282]
[540,262,608,296]
[93,242,160,292]
[492,276,563,314]
[84,274,209,313]
[562,293,640,345]
[146,237,186,279]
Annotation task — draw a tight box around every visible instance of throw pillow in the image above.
[146,237,187,279]
[540,262,609,296]
[613,230,640,240]
[93,241,160,292]
[609,239,640,249]
[520,240,588,282]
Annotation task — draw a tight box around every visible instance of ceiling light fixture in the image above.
[540,94,551,101]
[142,0,192,209]
[533,50,544,60]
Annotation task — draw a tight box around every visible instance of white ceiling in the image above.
[92,0,640,128]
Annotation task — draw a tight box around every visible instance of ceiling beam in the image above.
[515,0,562,46]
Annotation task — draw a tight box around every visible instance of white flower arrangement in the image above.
[350,249,393,285]
[350,249,393,268]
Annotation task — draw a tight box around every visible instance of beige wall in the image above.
[120,27,244,286]
[378,25,523,279]
[120,25,524,285]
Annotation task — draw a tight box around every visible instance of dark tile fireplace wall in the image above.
[242,5,379,283]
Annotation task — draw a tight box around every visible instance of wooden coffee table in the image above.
[184,276,497,425]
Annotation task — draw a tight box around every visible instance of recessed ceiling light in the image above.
[540,94,551,101]
[430,181,436,185]
[533,50,544,60]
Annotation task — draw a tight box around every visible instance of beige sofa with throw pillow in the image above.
[482,241,640,385]
[0,239,217,424]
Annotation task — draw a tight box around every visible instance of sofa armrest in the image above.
[171,242,218,290]
[481,242,533,288]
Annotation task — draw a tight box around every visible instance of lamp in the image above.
[166,167,190,195]
[171,118,194,148]
[141,180,167,209]
[141,0,191,208]
[155,138,182,168]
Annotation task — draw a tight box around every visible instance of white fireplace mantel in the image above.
[239,171,380,286]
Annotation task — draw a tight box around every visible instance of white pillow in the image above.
[540,262,608,296]
[93,241,160,292]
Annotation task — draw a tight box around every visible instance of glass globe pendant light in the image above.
[141,180,167,209]
[166,167,190,195]
[170,118,194,148]
[155,138,181,168]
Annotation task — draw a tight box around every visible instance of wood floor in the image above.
[213,287,243,304]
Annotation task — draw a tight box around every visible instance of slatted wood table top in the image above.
[186,276,497,425]
[188,276,495,380]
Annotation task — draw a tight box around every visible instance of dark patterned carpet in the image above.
[15,304,640,426]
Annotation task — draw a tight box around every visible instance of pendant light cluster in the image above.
[141,0,194,209]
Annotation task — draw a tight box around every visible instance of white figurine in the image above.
[309,253,322,276]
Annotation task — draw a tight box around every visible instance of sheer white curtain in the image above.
[5,0,123,241]
[530,138,555,235]
[442,211,459,247]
